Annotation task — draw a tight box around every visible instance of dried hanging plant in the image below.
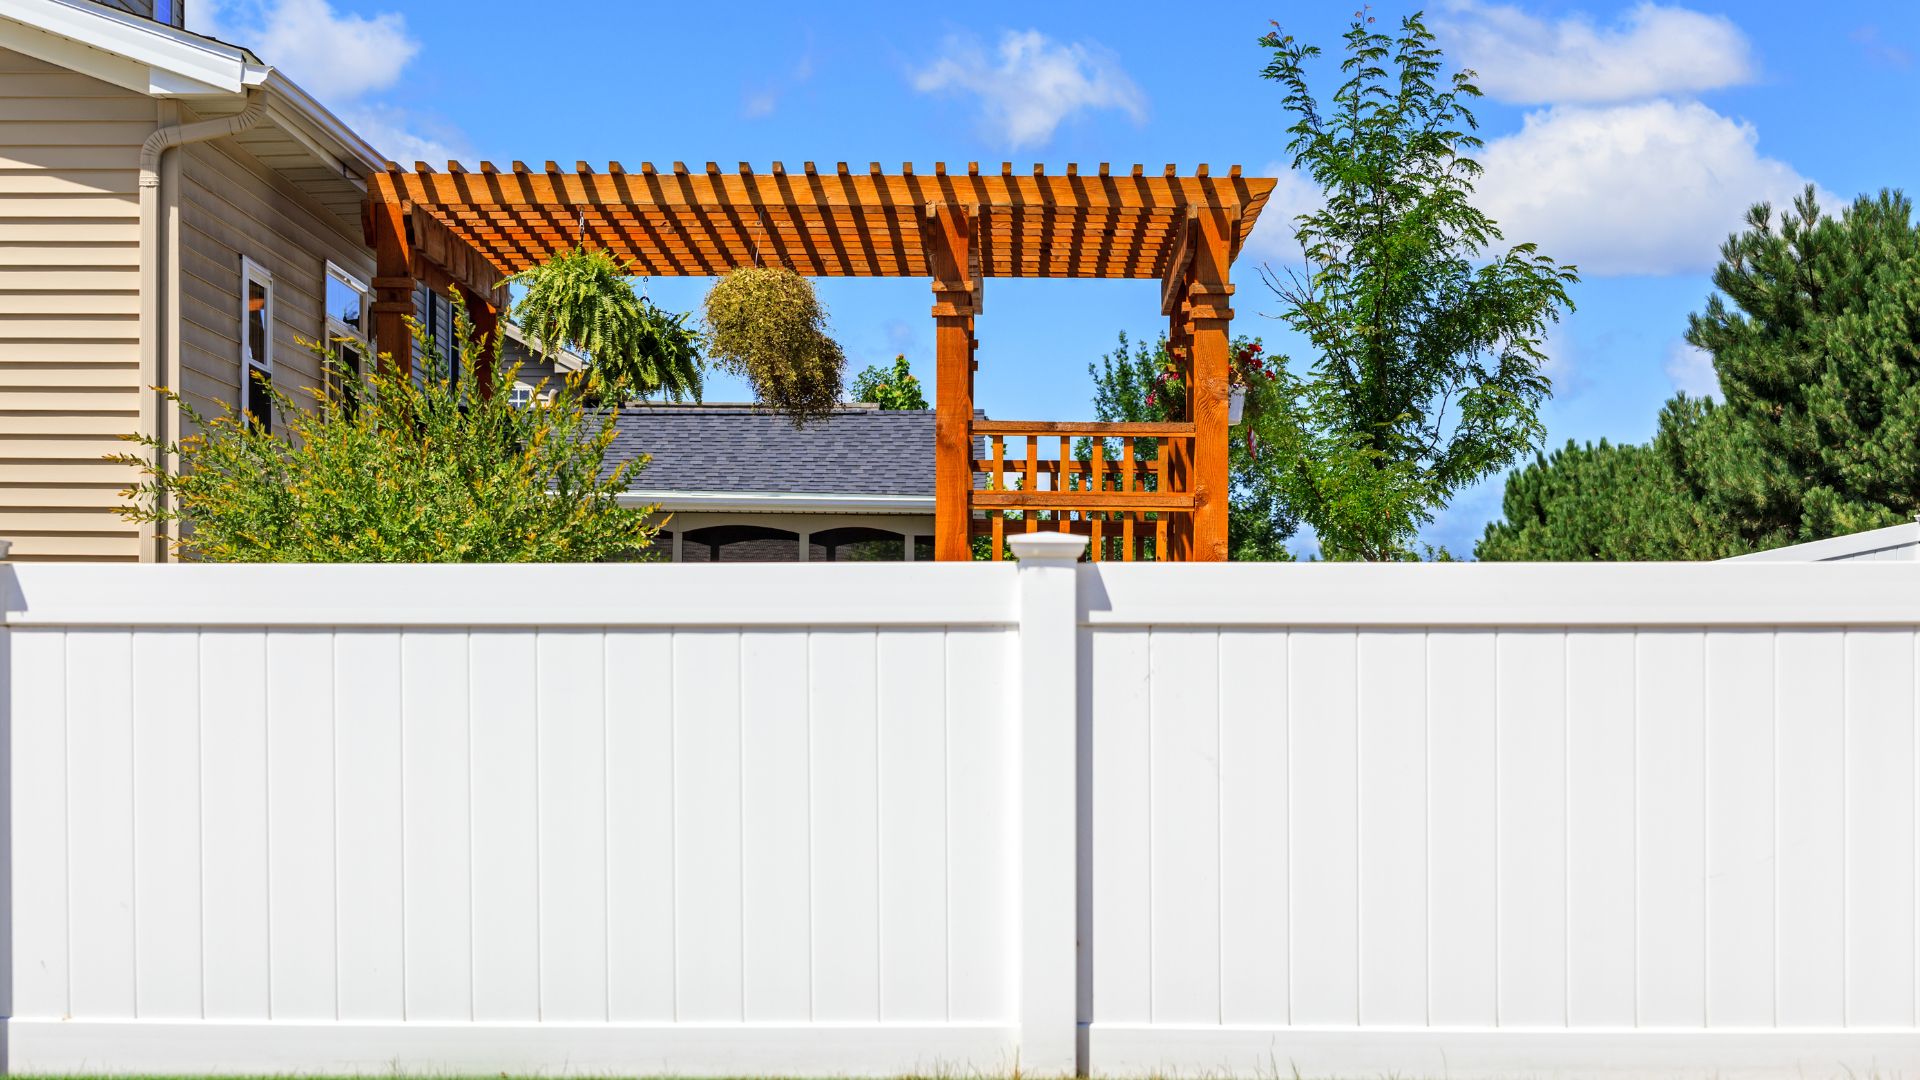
[702,266,845,426]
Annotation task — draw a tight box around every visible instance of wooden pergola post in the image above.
[928,202,977,561]
[369,196,415,376]
[456,283,500,398]
[1186,206,1236,561]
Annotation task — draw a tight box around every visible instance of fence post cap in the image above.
[1007,532,1087,564]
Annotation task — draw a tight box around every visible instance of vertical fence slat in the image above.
[878,629,949,1021]
[537,629,610,1022]
[1426,631,1498,1026]
[946,628,1015,1023]
[1566,630,1636,1026]
[333,631,404,1021]
[607,630,677,1022]
[66,629,134,1019]
[200,630,270,1020]
[1495,630,1568,1027]
[469,630,540,1022]
[809,629,882,1021]
[1705,630,1776,1026]
[1359,630,1428,1026]
[1775,630,1846,1026]
[1090,628,1151,1024]
[1149,628,1221,1024]
[1289,630,1360,1025]
[400,630,471,1021]
[1219,629,1288,1026]
[673,630,743,1021]
[1636,630,1707,1026]
[132,629,201,1018]
[10,630,69,1020]
[266,630,337,1020]
[740,630,810,1022]
[1844,629,1917,1025]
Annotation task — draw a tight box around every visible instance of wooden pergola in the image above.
[365,160,1275,560]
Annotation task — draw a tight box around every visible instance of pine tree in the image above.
[1678,187,1920,546]
[1477,187,1920,560]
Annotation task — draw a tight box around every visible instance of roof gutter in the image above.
[138,90,267,561]
[618,490,936,514]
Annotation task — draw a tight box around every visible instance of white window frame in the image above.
[324,261,371,395]
[239,256,274,425]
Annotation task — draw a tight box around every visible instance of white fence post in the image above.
[1009,532,1087,1076]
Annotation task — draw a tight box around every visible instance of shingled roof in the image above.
[606,403,942,496]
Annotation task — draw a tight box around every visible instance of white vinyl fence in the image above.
[3,539,1919,1077]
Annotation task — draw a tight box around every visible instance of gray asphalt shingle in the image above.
[606,403,941,495]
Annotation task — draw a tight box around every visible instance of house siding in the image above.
[175,127,374,429]
[0,46,148,561]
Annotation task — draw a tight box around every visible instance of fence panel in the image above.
[7,556,1920,1077]
[2,563,1024,1076]
[1082,562,1920,1078]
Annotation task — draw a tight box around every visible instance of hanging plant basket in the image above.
[702,266,845,426]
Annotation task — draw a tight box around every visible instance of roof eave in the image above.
[0,0,258,96]
[619,490,936,515]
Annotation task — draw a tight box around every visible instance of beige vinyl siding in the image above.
[176,131,374,428]
[0,46,146,561]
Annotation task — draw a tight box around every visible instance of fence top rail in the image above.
[0,563,1020,629]
[1081,561,1920,628]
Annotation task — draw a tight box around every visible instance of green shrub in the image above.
[112,306,660,562]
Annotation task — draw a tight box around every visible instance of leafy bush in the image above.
[703,266,845,425]
[112,309,660,562]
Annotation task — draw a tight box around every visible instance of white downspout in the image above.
[137,90,265,561]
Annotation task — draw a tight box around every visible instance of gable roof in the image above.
[607,404,943,511]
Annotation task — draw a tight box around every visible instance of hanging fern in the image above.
[510,247,703,402]
[703,266,845,426]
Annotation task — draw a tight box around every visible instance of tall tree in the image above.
[1254,11,1577,559]
[1679,187,1920,546]
[1478,188,1920,560]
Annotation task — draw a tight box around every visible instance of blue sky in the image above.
[194,0,1919,555]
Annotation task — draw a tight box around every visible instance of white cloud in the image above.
[1665,339,1719,399]
[1437,1,1755,104]
[337,103,466,166]
[190,0,451,167]
[912,30,1146,148]
[1242,165,1322,263]
[193,0,417,100]
[1474,100,1826,276]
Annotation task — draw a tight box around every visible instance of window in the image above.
[507,384,534,408]
[421,288,459,387]
[324,262,369,409]
[240,257,273,434]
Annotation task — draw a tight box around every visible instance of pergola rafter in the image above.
[365,160,1276,561]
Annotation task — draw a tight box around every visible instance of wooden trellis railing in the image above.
[970,421,1196,561]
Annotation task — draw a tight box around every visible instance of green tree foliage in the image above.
[1254,12,1578,559]
[1476,400,1741,561]
[850,355,929,410]
[1478,188,1920,559]
[1680,188,1920,546]
[511,246,703,401]
[112,312,660,562]
[1082,332,1297,561]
